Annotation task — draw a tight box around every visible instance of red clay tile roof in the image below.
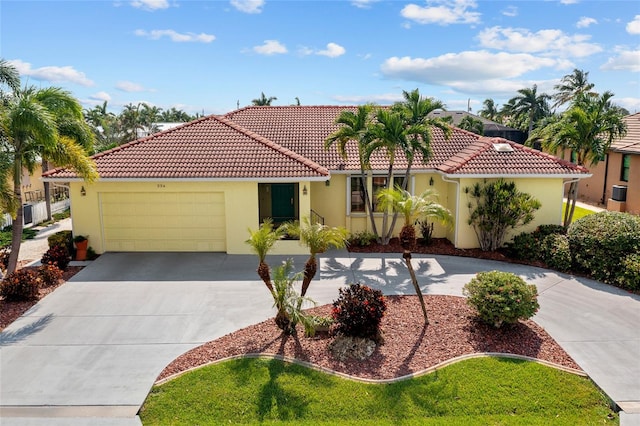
[44,106,589,180]
[611,113,640,155]
[44,115,329,180]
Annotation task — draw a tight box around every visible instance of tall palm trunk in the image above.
[7,159,23,274]
[360,169,379,238]
[257,261,275,294]
[380,164,394,244]
[564,181,579,227]
[300,255,317,297]
[403,250,429,324]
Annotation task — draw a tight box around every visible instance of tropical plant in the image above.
[503,85,551,134]
[331,283,386,341]
[271,259,315,334]
[325,104,379,237]
[0,58,20,95]
[376,187,452,323]
[552,68,596,109]
[245,218,284,294]
[458,115,484,135]
[463,270,539,328]
[465,179,541,251]
[478,98,501,122]
[282,216,348,297]
[0,80,98,274]
[0,268,40,301]
[251,92,277,106]
[529,91,627,226]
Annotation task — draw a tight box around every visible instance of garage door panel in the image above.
[101,192,226,252]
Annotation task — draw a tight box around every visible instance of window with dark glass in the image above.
[621,154,630,182]
[350,176,366,213]
[372,175,404,212]
[570,151,578,164]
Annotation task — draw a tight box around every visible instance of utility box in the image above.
[612,185,628,202]
[23,204,33,225]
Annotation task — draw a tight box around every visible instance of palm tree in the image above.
[283,216,348,297]
[553,69,596,109]
[245,218,284,294]
[376,187,453,324]
[119,103,145,142]
[529,91,626,226]
[0,85,98,273]
[84,101,120,152]
[325,104,379,237]
[139,103,162,135]
[505,85,551,135]
[251,92,277,106]
[0,58,20,95]
[458,115,484,135]
[478,98,500,122]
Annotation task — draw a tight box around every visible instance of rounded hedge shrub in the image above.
[541,234,572,273]
[463,270,539,328]
[568,212,640,284]
[618,254,640,291]
[41,245,70,271]
[331,283,386,341]
[38,264,64,287]
[1,268,41,301]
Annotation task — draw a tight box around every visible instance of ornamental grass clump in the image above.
[331,283,386,342]
[463,271,539,329]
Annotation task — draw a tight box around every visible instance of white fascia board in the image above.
[442,173,592,179]
[42,176,329,183]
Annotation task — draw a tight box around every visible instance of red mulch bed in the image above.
[0,266,83,331]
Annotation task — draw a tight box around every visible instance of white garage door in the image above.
[101,192,226,252]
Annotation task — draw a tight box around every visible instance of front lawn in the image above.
[140,357,617,425]
[563,201,597,223]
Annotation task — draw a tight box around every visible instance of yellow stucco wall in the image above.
[454,178,565,249]
[69,180,310,255]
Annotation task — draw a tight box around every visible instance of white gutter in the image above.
[442,173,592,179]
[441,174,460,248]
[41,176,329,183]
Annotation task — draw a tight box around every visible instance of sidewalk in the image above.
[18,218,72,265]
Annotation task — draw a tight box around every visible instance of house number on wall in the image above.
[157,184,166,188]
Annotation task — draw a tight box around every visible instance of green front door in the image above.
[271,183,295,224]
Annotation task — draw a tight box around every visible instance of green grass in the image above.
[139,357,617,425]
[0,227,38,247]
[563,202,597,223]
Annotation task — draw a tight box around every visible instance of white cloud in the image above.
[380,51,570,85]
[615,97,640,113]
[601,49,640,72]
[253,40,287,55]
[576,17,597,28]
[134,29,215,43]
[116,81,147,92]
[351,0,379,9]
[303,43,346,58]
[332,93,404,105]
[230,0,264,14]
[477,26,602,58]
[501,6,517,17]
[9,59,94,86]
[626,15,640,35]
[89,91,111,102]
[560,0,578,4]
[131,0,169,11]
[401,0,481,25]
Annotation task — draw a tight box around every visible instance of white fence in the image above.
[2,199,70,228]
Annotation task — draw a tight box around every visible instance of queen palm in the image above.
[325,104,379,237]
[283,216,348,297]
[251,92,277,106]
[245,218,283,294]
[478,98,500,122]
[0,58,20,96]
[529,91,626,226]
[553,69,596,109]
[377,187,452,324]
[1,85,98,273]
[505,85,551,135]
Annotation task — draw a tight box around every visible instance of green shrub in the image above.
[507,232,540,261]
[332,283,386,341]
[463,270,539,328]
[536,224,566,238]
[618,254,640,291]
[347,231,377,248]
[37,264,64,287]
[568,212,640,284]
[1,268,40,301]
[47,230,73,252]
[541,234,572,273]
[418,220,435,245]
[41,245,70,271]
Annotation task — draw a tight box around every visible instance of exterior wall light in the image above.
[80,186,87,196]
[302,185,308,195]
[429,177,434,186]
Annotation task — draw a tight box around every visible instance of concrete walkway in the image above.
[0,251,638,425]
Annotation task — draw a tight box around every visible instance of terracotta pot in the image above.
[75,240,88,261]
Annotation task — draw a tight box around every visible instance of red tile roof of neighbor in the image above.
[44,106,588,180]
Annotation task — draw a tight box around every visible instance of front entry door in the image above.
[271,183,295,224]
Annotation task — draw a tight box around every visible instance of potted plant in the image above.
[73,235,89,261]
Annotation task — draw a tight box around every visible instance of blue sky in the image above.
[2,0,639,116]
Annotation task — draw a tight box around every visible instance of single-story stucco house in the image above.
[43,106,590,255]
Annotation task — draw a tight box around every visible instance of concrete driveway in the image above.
[1,252,638,425]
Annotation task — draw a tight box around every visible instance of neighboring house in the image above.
[567,113,639,214]
[43,106,589,255]
[6,165,67,204]
[429,110,527,144]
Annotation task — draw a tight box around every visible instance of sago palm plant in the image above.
[245,219,284,294]
[283,216,348,297]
